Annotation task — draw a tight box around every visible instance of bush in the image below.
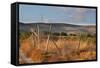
[19,32,32,40]
[52,32,67,36]
[52,33,60,36]
[43,31,51,35]
[61,32,68,36]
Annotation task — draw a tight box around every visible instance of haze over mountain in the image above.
[19,22,96,35]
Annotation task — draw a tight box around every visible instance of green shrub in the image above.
[19,32,32,40]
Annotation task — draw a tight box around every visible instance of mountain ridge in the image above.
[19,22,96,34]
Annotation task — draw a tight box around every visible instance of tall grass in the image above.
[19,32,96,64]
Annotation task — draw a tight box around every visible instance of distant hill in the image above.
[19,22,96,35]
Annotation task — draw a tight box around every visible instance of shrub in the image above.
[19,32,32,40]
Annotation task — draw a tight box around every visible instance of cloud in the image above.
[71,8,87,22]
[62,8,93,22]
[72,8,96,22]
[52,7,87,22]
[48,7,88,23]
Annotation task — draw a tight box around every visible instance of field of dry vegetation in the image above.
[19,31,96,64]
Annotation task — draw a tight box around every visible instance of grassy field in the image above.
[19,32,96,64]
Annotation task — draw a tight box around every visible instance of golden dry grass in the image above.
[19,34,96,64]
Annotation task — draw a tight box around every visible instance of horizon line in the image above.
[19,21,96,26]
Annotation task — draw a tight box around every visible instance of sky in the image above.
[19,4,96,25]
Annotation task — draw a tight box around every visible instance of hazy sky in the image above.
[19,4,96,25]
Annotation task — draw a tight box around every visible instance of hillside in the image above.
[19,22,96,35]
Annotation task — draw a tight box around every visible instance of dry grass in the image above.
[19,33,96,64]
